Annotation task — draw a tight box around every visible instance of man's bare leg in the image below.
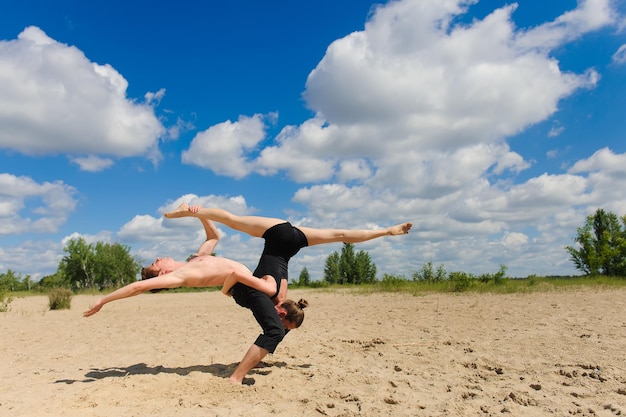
[229,344,268,384]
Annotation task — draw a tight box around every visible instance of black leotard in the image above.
[252,222,308,297]
[231,222,308,353]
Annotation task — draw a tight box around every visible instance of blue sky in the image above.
[1,0,626,281]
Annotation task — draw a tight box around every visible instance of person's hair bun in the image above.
[297,299,309,309]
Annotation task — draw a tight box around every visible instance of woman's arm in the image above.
[221,272,277,299]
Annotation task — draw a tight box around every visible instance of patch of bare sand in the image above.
[1,288,625,416]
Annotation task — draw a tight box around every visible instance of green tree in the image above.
[60,238,96,289]
[565,209,626,276]
[354,250,377,283]
[93,242,141,288]
[340,243,356,284]
[38,271,69,289]
[324,243,378,285]
[323,252,341,284]
[60,238,142,290]
[297,267,311,286]
[0,270,22,292]
[21,274,33,291]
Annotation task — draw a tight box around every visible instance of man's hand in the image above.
[83,300,103,317]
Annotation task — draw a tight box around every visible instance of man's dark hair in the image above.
[141,267,158,280]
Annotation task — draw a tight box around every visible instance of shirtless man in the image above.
[83,216,281,317]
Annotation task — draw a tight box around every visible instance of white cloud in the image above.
[568,147,626,174]
[293,184,373,220]
[548,120,565,137]
[61,230,114,246]
[300,0,600,154]
[181,114,267,178]
[0,173,77,235]
[192,0,613,189]
[70,155,115,172]
[612,44,626,63]
[515,0,616,50]
[567,148,626,212]
[0,240,64,280]
[166,117,195,141]
[500,231,529,248]
[337,159,372,182]
[0,26,165,160]
[145,88,166,106]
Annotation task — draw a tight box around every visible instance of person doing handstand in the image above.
[164,202,411,384]
[83,216,285,317]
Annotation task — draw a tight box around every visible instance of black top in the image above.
[231,222,307,353]
[253,222,308,288]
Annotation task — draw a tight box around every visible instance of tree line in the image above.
[293,208,626,285]
[0,237,142,293]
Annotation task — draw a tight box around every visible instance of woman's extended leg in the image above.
[164,203,283,238]
[298,223,412,246]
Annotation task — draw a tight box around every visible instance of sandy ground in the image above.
[1,287,625,417]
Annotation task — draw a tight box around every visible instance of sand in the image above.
[1,287,625,417]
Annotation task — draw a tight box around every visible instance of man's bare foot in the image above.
[388,222,412,235]
[164,203,191,219]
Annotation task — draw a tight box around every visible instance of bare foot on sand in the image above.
[388,222,412,235]
[164,203,191,218]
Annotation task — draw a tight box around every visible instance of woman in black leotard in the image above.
[252,222,309,298]
[164,202,411,384]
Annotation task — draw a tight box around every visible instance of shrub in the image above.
[449,271,473,292]
[308,280,330,289]
[493,264,507,285]
[378,273,408,291]
[478,264,508,285]
[0,290,13,312]
[413,261,448,283]
[48,288,73,310]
